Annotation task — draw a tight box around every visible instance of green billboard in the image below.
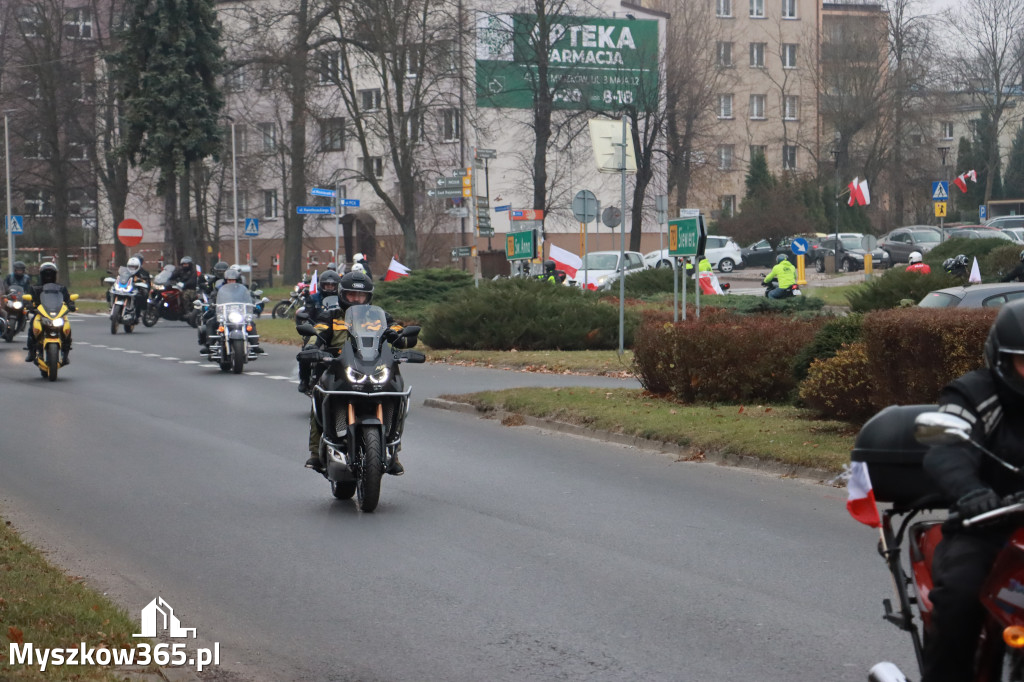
[506,230,537,261]
[476,13,659,112]
[668,218,700,257]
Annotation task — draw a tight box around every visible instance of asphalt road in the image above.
[0,314,917,681]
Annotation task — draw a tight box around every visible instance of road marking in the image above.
[247,371,266,376]
[161,357,179,361]
[143,353,161,358]
[179,360,201,365]
[266,375,290,380]
[91,344,107,348]
[124,350,142,354]
[108,347,125,351]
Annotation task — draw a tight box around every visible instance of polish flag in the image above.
[848,178,871,206]
[384,257,411,281]
[698,272,725,295]
[954,169,977,193]
[548,244,583,279]
[309,270,318,295]
[847,461,881,528]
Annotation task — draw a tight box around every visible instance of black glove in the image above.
[956,488,1002,518]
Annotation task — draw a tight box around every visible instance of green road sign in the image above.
[477,216,492,228]
[506,229,536,260]
[451,246,473,259]
[428,188,465,198]
[479,226,495,237]
[668,217,700,257]
[437,177,463,187]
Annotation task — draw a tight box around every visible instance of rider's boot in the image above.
[387,456,405,476]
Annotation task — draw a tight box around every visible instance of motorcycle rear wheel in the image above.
[45,344,59,382]
[331,480,356,500]
[272,301,292,319]
[142,308,159,327]
[356,429,383,512]
[230,339,245,374]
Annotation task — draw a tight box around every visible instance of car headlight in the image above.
[597,275,609,286]
[227,311,244,324]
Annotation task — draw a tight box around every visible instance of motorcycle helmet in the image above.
[319,270,341,296]
[353,252,366,264]
[127,257,141,275]
[351,263,366,274]
[984,300,1024,398]
[13,260,25,274]
[339,270,373,306]
[544,260,556,275]
[776,254,788,264]
[955,254,968,267]
[908,251,922,265]
[133,253,145,265]
[224,267,241,283]
[1019,249,1024,263]
[180,256,193,269]
[327,262,338,272]
[213,261,229,279]
[39,262,58,284]
[943,257,955,272]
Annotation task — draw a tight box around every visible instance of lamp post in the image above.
[937,145,950,238]
[830,132,842,273]
[4,112,13,274]
[224,116,240,267]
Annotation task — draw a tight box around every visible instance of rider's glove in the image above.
[956,488,1002,518]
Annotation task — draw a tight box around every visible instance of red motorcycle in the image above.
[855,405,1024,682]
[143,264,198,327]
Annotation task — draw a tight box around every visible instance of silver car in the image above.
[878,226,942,263]
[919,282,1024,308]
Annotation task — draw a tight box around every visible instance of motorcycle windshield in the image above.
[39,284,65,316]
[153,265,175,285]
[216,283,251,304]
[6,284,24,297]
[114,266,134,292]
[216,283,253,323]
[345,305,389,362]
[321,295,341,316]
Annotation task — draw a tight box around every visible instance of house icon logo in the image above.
[133,597,197,639]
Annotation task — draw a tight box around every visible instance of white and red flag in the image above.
[548,244,583,279]
[309,270,318,295]
[846,462,882,528]
[848,177,871,206]
[384,257,411,281]
[953,169,977,193]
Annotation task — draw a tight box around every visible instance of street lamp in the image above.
[830,131,842,273]
[4,112,13,275]
[225,116,240,266]
[937,145,950,238]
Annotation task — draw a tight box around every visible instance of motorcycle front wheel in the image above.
[272,301,292,319]
[110,316,119,334]
[142,307,159,327]
[45,344,59,382]
[230,338,245,374]
[356,428,383,512]
[3,325,15,342]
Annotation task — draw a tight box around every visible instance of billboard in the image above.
[476,13,659,112]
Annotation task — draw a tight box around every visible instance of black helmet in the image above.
[327,262,338,272]
[984,300,1024,398]
[214,261,229,278]
[943,257,955,271]
[1018,249,1024,263]
[13,260,25,272]
[39,262,58,284]
[776,254,788,264]
[319,270,341,296]
[224,267,241,282]
[955,254,968,267]
[339,270,373,306]
[544,260,556,274]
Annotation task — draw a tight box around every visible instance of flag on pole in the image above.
[698,272,725,295]
[847,462,881,528]
[309,270,318,295]
[548,244,583,279]
[847,177,871,206]
[954,169,978,193]
[384,257,411,281]
[969,257,982,284]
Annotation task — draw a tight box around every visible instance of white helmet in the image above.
[127,257,141,274]
[351,262,366,273]
[353,252,365,264]
[908,251,923,264]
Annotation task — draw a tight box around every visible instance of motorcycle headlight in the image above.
[345,366,369,384]
[50,317,64,327]
[11,301,22,309]
[227,311,244,324]
[369,367,390,385]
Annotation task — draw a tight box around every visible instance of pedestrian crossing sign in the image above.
[244,218,259,236]
[931,181,948,201]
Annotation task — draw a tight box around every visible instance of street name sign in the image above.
[297,206,334,215]
[506,230,537,260]
[311,187,336,198]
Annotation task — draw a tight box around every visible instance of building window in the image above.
[233,125,248,155]
[782,145,797,170]
[263,189,278,218]
[24,132,49,160]
[259,122,276,152]
[359,88,382,110]
[319,117,345,151]
[406,112,425,142]
[434,40,458,72]
[318,51,342,84]
[750,145,767,161]
[718,94,733,119]
[750,94,766,119]
[404,45,422,77]
[717,42,734,68]
[360,157,384,179]
[64,8,93,39]
[719,195,736,217]
[940,121,954,139]
[750,42,765,68]
[68,188,92,217]
[17,7,41,36]
[750,0,765,18]
[24,189,53,216]
[442,108,460,142]
[716,0,732,17]
[783,95,799,120]
[782,44,798,68]
[910,134,923,145]
[782,0,797,18]
[68,134,90,161]
[225,68,246,92]
[259,65,276,90]
[718,145,734,170]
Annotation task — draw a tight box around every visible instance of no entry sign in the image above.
[117,219,144,247]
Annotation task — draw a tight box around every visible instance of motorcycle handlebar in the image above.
[961,499,1024,528]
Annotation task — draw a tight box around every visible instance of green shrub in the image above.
[983,244,1022,282]
[617,267,696,296]
[925,238,1011,280]
[423,278,639,350]
[375,268,475,324]
[799,343,877,422]
[791,313,863,381]
[706,293,826,315]
[632,311,823,403]
[846,268,960,312]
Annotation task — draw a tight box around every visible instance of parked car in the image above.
[944,226,1015,241]
[878,226,942,263]
[741,235,821,268]
[813,234,891,272]
[984,216,1024,230]
[568,250,646,289]
[643,235,744,273]
[918,282,1024,308]
[999,227,1024,243]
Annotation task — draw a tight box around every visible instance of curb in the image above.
[423,398,840,486]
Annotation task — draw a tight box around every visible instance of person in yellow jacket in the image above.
[763,254,797,299]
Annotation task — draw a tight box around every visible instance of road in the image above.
[0,314,916,681]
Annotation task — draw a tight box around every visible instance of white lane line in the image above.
[161,357,179,361]
[92,344,107,348]
[143,353,161,358]
[266,376,290,381]
[123,350,142,354]
[108,347,125,351]
[247,371,266,376]
[179,360,201,365]
[289,380,300,384]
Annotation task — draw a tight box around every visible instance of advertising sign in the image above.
[476,13,659,112]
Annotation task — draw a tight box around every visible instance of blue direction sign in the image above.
[6,215,24,234]
[297,206,334,215]
[311,187,336,198]
[932,181,949,201]
[341,198,360,208]
[494,204,511,212]
[244,218,259,236]
[791,237,810,255]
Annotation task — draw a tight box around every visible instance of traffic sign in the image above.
[494,204,511,212]
[476,196,489,208]
[341,198,360,207]
[477,216,492,228]
[476,207,490,219]
[428,188,465,198]
[510,219,542,232]
[437,177,463,187]
[506,230,537,261]
[479,226,495,237]
[452,169,468,177]
[6,215,24,235]
[572,190,598,222]
[244,218,259,236]
[791,237,810,255]
[602,206,621,229]
[511,209,544,221]
[932,181,949,201]
[297,206,334,214]
[117,219,143,246]
[668,217,700,257]
[451,246,473,259]
[475,148,497,159]
[980,205,988,220]
[311,187,336,198]
[935,202,947,217]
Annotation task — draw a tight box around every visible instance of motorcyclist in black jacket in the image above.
[4,261,32,290]
[920,299,1024,682]
[295,270,341,394]
[170,256,198,309]
[25,262,75,364]
[1001,250,1024,283]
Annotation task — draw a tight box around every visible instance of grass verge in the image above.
[442,387,855,473]
[800,283,862,307]
[0,517,152,681]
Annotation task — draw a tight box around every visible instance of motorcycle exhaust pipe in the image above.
[868,662,908,682]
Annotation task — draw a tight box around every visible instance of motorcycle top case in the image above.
[851,404,948,508]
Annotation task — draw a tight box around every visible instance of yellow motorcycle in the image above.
[23,284,78,381]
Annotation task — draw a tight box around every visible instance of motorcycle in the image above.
[144,264,198,328]
[855,405,1024,682]
[2,284,28,342]
[251,287,269,318]
[23,284,78,382]
[272,280,310,319]
[103,266,148,334]
[761,276,801,298]
[199,282,263,374]
[296,302,424,512]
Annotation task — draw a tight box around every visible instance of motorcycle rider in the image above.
[905,251,931,274]
[199,266,263,354]
[25,262,75,365]
[763,254,797,299]
[920,299,1024,682]
[303,270,411,475]
[296,270,341,394]
[943,254,969,279]
[536,260,561,284]
[352,252,373,280]
[4,261,32,290]
[170,256,198,309]
[124,256,151,314]
[1001,250,1024,283]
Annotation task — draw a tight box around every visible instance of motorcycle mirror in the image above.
[914,411,972,446]
[69,294,79,301]
[103,277,115,284]
[193,300,204,309]
[261,297,270,304]
[253,289,263,296]
[296,323,318,337]
[400,350,426,364]
[401,325,421,337]
[21,294,32,302]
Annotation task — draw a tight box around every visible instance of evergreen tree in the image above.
[1004,123,1024,199]
[745,148,775,199]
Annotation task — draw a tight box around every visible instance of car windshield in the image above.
[918,292,962,308]
[840,237,863,249]
[912,231,941,243]
[581,253,619,270]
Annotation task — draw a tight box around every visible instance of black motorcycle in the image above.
[760,276,801,299]
[2,284,28,342]
[297,303,423,512]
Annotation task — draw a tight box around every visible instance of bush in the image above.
[375,268,475,325]
[984,244,1022,282]
[846,268,960,312]
[799,343,877,422]
[925,238,1011,280]
[618,267,696,296]
[423,278,639,350]
[632,311,823,403]
[791,314,863,382]
[707,292,826,315]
